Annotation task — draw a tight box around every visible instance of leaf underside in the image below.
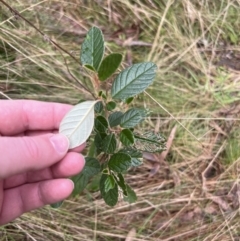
[59,101,96,149]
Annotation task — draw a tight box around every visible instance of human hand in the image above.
[0,100,85,225]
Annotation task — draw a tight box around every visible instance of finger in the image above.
[4,152,85,189]
[9,130,57,137]
[24,131,86,152]
[0,179,73,225]
[0,100,72,135]
[70,142,86,152]
[24,130,58,136]
[52,152,85,177]
[0,134,69,179]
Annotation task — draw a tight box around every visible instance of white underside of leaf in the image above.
[59,101,96,149]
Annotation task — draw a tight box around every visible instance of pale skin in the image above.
[0,100,86,225]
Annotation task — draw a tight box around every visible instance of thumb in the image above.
[0,134,69,179]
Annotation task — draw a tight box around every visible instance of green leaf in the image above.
[80,26,104,71]
[120,129,135,146]
[131,158,143,167]
[102,133,117,154]
[94,132,107,150]
[106,101,116,111]
[116,173,127,196]
[98,53,122,81]
[135,108,149,118]
[124,184,137,203]
[50,201,63,209]
[108,153,131,172]
[108,111,123,127]
[71,172,89,196]
[120,148,142,158]
[95,115,108,133]
[94,101,103,113]
[133,131,166,152]
[71,157,101,196]
[119,148,143,167]
[84,65,95,71]
[100,174,118,206]
[86,173,101,192]
[125,97,134,104]
[102,93,107,99]
[104,175,116,192]
[120,108,143,128]
[102,168,109,174]
[111,62,157,100]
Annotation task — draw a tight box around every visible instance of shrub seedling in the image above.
[49,26,166,207]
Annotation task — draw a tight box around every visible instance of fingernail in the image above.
[50,134,69,154]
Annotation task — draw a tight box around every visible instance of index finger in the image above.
[0,100,72,135]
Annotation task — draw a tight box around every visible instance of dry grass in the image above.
[1,0,240,240]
